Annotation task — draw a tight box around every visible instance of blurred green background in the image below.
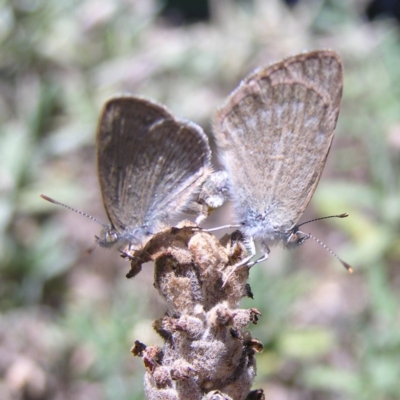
[1,0,400,399]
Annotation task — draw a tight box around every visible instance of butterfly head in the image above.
[96,226,120,248]
[285,228,310,249]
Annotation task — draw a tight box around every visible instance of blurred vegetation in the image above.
[1,0,400,399]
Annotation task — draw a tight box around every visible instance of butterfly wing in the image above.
[97,96,212,243]
[213,50,343,236]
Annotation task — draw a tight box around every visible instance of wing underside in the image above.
[97,97,211,238]
[214,51,343,231]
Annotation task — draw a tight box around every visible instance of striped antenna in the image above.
[301,230,353,273]
[40,194,107,228]
[297,213,348,228]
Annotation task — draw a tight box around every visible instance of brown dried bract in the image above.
[129,225,262,400]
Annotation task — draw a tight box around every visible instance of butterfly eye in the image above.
[106,230,119,244]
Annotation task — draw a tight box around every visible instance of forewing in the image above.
[214,50,342,230]
[97,96,211,237]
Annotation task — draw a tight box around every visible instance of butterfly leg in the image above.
[195,212,207,225]
[222,236,256,287]
[247,252,269,268]
[202,224,242,232]
[246,241,270,268]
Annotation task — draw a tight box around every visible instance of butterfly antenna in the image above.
[305,232,353,273]
[40,194,107,228]
[297,213,348,228]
